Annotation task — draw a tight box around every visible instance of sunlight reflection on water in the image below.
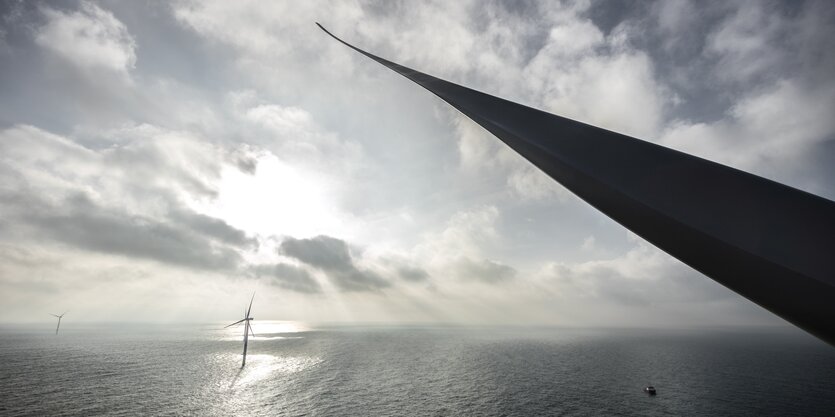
[230,354,323,388]
[1,326,833,416]
[221,353,323,414]
[218,320,310,341]
[210,321,322,414]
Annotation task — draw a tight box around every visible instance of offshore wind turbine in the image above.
[225,293,256,368]
[50,312,67,335]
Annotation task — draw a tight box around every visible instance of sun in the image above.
[191,153,351,240]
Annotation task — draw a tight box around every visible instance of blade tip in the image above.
[315,22,339,40]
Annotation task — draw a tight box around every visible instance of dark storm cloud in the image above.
[252,263,321,294]
[2,191,246,271]
[168,208,255,248]
[280,235,390,291]
[280,235,352,270]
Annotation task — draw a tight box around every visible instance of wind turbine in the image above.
[50,312,67,335]
[225,293,256,367]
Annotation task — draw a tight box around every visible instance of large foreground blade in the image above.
[318,24,835,345]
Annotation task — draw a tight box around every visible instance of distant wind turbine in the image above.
[50,312,67,335]
[225,293,256,368]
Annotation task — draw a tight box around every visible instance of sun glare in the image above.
[192,154,350,240]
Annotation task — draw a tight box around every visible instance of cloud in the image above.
[231,91,351,158]
[280,235,353,270]
[426,3,669,204]
[252,263,321,294]
[167,208,253,248]
[368,255,432,283]
[539,237,736,306]
[412,205,520,286]
[0,123,227,206]
[280,235,390,291]
[0,1,831,326]
[581,236,595,251]
[454,115,570,202]
[524,24,668,139]
[226,90,370,203]
[10,192,244,271]
[448,257,516,284]
[644,0,835,192]
[654,0,697,36]
[0,124,254,271]
[397,266,430,282]
[35,1,136,75]
[660,79,835,179]
[415,205,503,261]
[705,1,787,85]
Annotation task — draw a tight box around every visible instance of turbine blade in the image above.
[49,314,59,318]
[318,24,835,346]
[249,325,255,338]
[246,292,255,318]
[224,319,246,328]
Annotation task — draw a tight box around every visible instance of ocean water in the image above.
[0,324,833,416]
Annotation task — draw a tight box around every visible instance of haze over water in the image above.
[1,323,833,416]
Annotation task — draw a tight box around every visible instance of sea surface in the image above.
[0,323,833,416]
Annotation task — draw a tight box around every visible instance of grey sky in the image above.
[0,0,832,326]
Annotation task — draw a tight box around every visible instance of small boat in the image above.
[644,386,657,395]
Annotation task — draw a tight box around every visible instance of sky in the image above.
[0,0,833,326]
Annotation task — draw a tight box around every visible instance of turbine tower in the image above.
[50,312,66,335]
[226,293,256,367]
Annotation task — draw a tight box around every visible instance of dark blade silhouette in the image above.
[224,319,246,328]
[49,312,67,335]
[227,293,256,367]
[317,24,835,345]
[246,293,255,318]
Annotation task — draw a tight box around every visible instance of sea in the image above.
[1,323,833,416]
